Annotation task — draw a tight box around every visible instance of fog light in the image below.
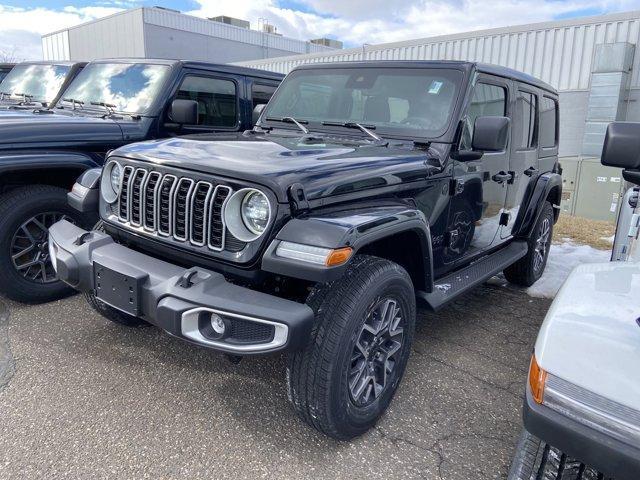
[211,314,226,336]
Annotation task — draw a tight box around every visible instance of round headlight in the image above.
[223,188,272,242]
[241,190,270,235]
[110,163,122,194]
[101,161,123,204]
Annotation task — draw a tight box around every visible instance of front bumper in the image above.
[49,220,314,355]
[523,387,640,480]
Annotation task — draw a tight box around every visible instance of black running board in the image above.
[417,241,528,311]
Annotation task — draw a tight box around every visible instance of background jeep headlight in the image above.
[101,160,122,204]
[241,190,269,235]
[224,188,272,242]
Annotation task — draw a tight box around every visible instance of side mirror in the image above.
[601,122,640,169]
[472,116,510,152]
[169,99,198,125]
[252,103,266,125]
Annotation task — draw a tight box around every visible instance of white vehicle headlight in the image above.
[224,188,272,242]
[101,160,122,204]
[241,190,270,235]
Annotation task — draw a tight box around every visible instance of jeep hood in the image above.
[113,134,442,202]
[0,110,125,148]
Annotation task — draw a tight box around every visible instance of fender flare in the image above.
[262,205,434,289]
[0,151,101,180]
[512,172,562,238]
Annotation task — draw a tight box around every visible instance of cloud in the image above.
[1,0,640,61]
[0,4,123,60]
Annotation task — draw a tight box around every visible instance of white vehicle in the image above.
[509,122,640,480]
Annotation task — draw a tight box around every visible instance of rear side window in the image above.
[176,76,237,128]
[516,91,537,149]
[540,96,558,148]
[252,83,278,109]
[461,82,507,149]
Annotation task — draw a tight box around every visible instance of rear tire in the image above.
[0,185,93,304]
[287,255,416,440]
[504,202,554,287]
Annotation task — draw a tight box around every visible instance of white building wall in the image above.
[236,10,640,91]
[42,30,70,61]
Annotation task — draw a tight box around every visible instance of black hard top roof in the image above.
[89,58,284,80]
[0,63,15,69]
[292,60,557,95]
[14,60,86,67]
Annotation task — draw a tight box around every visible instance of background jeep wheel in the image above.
[287,255,416,440]
[0,185,93,304]
[504,201,554,287]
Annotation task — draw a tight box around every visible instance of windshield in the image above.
[263,67,463,139]
[0,64,71,104]
[57,62,171,114]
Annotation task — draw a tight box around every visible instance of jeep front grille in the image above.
[116,166,233,252]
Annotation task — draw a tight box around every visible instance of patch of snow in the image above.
[526,241,611,299]
[600,235,615,245]
[435,283,451,292]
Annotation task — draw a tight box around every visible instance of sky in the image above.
[2,0,640,61]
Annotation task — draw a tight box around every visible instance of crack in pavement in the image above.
[0,299,15,391]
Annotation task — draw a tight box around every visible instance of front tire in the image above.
[504,202,554,287]
[287,255,416,440]
[0,185,92,303]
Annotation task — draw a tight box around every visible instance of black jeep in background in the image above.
[0,63,14,83]
[0,58,283,303]
[50,60,561,439]
[0,61,86,110]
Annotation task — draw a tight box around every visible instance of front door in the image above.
[445,76,511,264]
[502,86,539,238]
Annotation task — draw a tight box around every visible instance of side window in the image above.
[252,83,278,109]
[516,91,537,149]
[540,96,558,148]
[176,76,237,128]
[461,82,507,149]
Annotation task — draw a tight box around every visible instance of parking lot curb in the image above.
[0,299,15,390]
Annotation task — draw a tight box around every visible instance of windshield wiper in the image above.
[62,98,84,110]
[0,92,12,101]
[91,101,117,116]
[266,116,309,134]
[321,121,387,144]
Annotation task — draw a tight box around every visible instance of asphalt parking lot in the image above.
[0,283,551,480]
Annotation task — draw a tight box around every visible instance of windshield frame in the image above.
[54,60,177,116]
[0,62,74,105]
[259,63,472,143]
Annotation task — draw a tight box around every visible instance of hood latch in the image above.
[288,183,310,216]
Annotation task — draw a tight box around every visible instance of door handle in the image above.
[492,171,513,184]
[524,166,539,177]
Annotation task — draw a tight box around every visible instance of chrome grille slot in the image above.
[173,178,195,241]
[158,175,177,236]
[129,168,147,226]
[142,172,162,230]
[118,166,135,221]
[110,164,242,253]
[189,182,213,246]
[208,186,232,251]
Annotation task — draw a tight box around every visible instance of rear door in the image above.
[501,84,539,238]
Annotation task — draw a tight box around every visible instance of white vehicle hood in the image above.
[535,261,640,412]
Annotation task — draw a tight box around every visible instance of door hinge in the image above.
[450,178,464,196]
[288,183,310,215]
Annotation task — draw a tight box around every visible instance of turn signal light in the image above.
[326,247,353,267]
[529,354,547,404]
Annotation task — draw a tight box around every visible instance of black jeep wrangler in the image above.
[0,61,86,110]
[0,58,282,303]
[50,61,561,439]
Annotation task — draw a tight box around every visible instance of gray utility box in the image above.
[559,157,624,222]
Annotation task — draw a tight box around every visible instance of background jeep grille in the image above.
[116,166,236,252]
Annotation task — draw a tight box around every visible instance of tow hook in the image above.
[225,354,243,365]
